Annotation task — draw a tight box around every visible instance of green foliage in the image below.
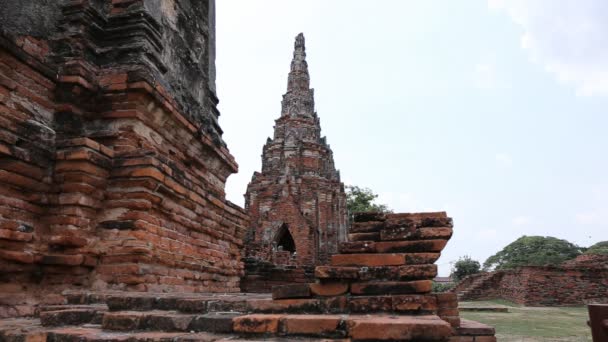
[585,241,608,255]
[345,185,390,220]
[452,255,481,281]
[483,236,583,270]
[432,281,454,293]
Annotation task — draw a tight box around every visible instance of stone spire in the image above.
[287,33,310,92]
[282,33,314,118]
[245,33,348,267]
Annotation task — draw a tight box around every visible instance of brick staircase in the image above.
[452,272,502,301]
[0,212,495,341]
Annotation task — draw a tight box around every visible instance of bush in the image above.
[432,281,455,293]
[452,255,481,282]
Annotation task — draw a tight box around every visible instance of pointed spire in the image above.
[287,33,310,92]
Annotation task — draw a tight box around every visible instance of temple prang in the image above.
[244,33,348,270]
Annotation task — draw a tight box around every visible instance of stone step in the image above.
[40,306,108,327]
[100,293,269,312]
[314,264,437,282]
[98,310,455,341]
[39,304,108,313]
[330,253,441,267]
[233,313,452,341]
[102,311,240,333]
[339,239,448,254]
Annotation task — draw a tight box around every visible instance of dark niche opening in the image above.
[276,224,296,254]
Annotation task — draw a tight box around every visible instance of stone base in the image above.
[0,291,496,342]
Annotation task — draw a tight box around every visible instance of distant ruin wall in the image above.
[0,0,249,318]
[500,266,608,306]
[456,262,608,306]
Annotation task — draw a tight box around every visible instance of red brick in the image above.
[348,296,393,313]
[246,298,323,314]
[309,282,349,297]
[350,280,433,295]
[331,253,405,267]
[350,220,384,233]
[281,314,342,335]
[315,266,360,279]
[346,315,452,340]
[375,240,448,253]
[233,314,283,333]
[272,284,311,300]
[0,228,33,242]
[0,250,35,263]
[392,295,438,312]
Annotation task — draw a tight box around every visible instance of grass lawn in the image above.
[459,300,592,341]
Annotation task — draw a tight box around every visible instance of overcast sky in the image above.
[215,0,608,275]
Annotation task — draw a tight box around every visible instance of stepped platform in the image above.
[0,212,495,341]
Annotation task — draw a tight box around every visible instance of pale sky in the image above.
[215,0,608,275]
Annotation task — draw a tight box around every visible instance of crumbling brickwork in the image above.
[244,34,348,268]
[0,211,497,341]
[0,0,248,316]
[453,254,608,306]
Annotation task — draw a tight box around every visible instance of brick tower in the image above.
[245,33,348,267]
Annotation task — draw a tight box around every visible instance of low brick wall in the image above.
[455,265,608,306]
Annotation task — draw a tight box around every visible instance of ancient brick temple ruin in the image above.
[242,34,348,292]
[452,254,608,306]
[0,0,246,300]
[0,0,495,340]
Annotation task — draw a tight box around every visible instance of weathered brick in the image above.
[272,284,311,300]
[309,282,349,297]
[346,315,452,340]
[281,314,343,336]
[375,240,448,253]
[350,280,433,295]
[233,314,283,334]
[331,254,405,267]
[189,313,238,333]
[315,266,360,280]
[348,296,393,313]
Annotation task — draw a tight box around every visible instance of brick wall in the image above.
[455,261,608,306]
[0,0,249,317]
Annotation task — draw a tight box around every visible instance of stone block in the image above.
[347,232,380,242]
[346,315,452,341]
[106,296,156,311]
[375,240,448,253]
[309,282,349,297]
[281,314,343,336]
[102,312,145,331]
[189,313,239,333]
[246,298,323,314]
[315,266,360,280]
[392,295,438,312]
[339,241,376,254]
[350,280,433,295]
[348,296,393,313]
[350,221,384,233]
[353,212,386,222]
[40,309,97,327]
[272,284,311,300]
[141,313,194,331]
[331,254,405,267]
[233,314,283,334]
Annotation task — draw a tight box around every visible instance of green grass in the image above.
[459,300,592,342]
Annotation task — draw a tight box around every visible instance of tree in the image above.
[585,241,608,255]
[452,255,481,281]
[345,185,390,220]
[483,236,583,270]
